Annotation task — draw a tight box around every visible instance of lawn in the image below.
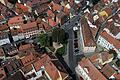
[56,44,67,55]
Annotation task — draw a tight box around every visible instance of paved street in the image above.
[61,12,85,79]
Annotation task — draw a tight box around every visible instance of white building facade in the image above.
[75,65,92,80]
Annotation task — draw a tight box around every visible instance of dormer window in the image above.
[84,67,89,73]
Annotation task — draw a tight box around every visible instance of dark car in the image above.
[74,42,78,48]
[74,49,79,53]
[74,31,77,38]
[74,39,78,42]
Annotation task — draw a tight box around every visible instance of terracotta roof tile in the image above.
[48,18,57,27]
[8,16,24,26]
[51,60,69,79]
[21,64,33,74]
[16,3,29,12]
[89,53,100,63]
[56,11,66,19]
[100,52,113,63]
[79,58,107,80]
[101,64,116,78]
[47,10,55,18]
[33,54,68,80]
[100,31,120,50]
[10,28,22,36]
[0,15,4,21]
[85,12,94,23]
[33,54,51,71]
[52,3,62,11]
[63,7,70,15]
[81,18,96,47]
[45,61,60,80]
[0,48,4,56]
[21,21,37,31]
[101,0,112,3]
[104,8,112,16]
[38,21,52,31]
[114,73,120,80]
[53,0,61,4]
[20,53,36,66]
[33,4,48,14]
[90,27,98,37]
[19,44,34,51]
[106,23,120,36]
[30,0,49,5]
[0,24,9,31]
[0,67,6,80]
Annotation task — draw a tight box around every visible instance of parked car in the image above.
[74,39,78,42]
[74,42,78,48]
[74,49,79,53]
[74,31,78,38]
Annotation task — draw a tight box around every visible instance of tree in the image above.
[56,44,66,55]
[39,34,48,47]
[8,0,17,4]
[52,28,67,44]
[116,60,120,67]
[91,0,100,5]
[109,49,118,59]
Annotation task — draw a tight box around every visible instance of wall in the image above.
[75,65,91,80]
[0,38,10,46]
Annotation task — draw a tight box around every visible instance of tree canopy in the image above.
[39,34,48,47]
[116,60,120,67]
[52,28,68,44]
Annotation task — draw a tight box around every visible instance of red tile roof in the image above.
[0,24,9,31]
[104,8,112,16]
[52,3,62,11]
[63,7,70,15]
[85,12,95,24]
[89,53,99,63]
[0,15,4,21]
[19,44,34,51]
[20,53,36,66]
[47,10,55,18]
[48,18,57,27]
[45,61,60,80]
[22,64,33,74]
[90,27,98,37]
[0,48,4,57]
[69,0,74,6]
[114,73,120,80]
[38,21,52,31]
[33,54,67,80]
[16,3,29,12]
[21,21,37,31]
[106,23,120,36]
[100,31,120,50]
[101,64,116,78]
[8,16,24,26]
[56,11,66,19]
[100,52,113,62]
[81,18,96,47]
[0,67,6,80]
[33,54,50,71]
[101,0,112,3]
[79,58,107,80]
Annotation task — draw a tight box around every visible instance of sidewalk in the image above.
[53,42,63,54]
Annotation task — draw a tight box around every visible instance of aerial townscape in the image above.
[0,0,119,80]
